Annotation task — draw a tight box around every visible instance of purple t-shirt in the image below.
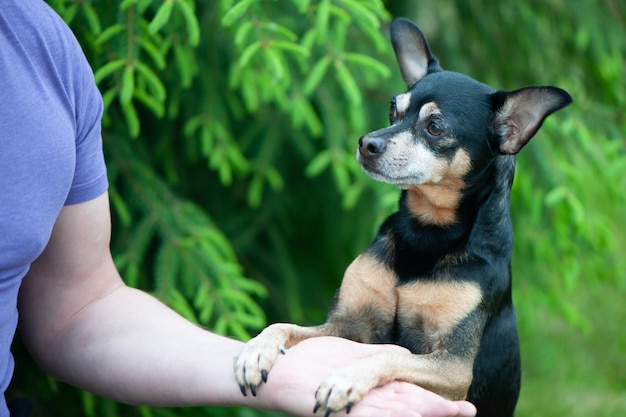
[0,1,108,413]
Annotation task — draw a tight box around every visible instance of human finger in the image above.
[343,381,476,417]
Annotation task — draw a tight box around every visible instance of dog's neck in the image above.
[396,155,515,253]
[404,179,466,226]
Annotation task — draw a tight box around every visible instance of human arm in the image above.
[18,192,245,406]
[17,192,475,416]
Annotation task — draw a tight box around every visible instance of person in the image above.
[0,1,477,417]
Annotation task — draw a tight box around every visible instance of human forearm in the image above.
[21,283,250,407]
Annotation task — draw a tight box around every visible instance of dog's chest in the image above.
[335,252,483,350]
[392,280,482,352]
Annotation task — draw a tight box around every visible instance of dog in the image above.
[234,17,572,417]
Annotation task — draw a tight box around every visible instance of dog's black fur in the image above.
[235,18,572,417]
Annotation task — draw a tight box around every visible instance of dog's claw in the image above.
[313,402,321,414]
[261,369,268,383]
[324,409,333,417]
[250,384,257,397]
[346,402,353,414]
[239,384,247,396]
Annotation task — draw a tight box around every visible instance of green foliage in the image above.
[9,1,625,416]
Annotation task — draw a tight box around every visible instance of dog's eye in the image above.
[389,98,399,124]
[427,119,444,136]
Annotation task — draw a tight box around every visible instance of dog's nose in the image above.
[358,135,386,157]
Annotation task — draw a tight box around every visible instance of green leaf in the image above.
[82,4,102,35]
[155,243,180,290]
[133,89,165,118]
[168,290,199,324]
[148,0,174,34]
[240,81,260,112]
[138,38,166,70]
[272,41,309,57]
[173,45,195,88]
[198,296,215,324]
[183,115,202,138]
[234,21,254,46]
[293,0,311,14]
[239,41,261,67]
[80,391,96,417]
[226,143,250,173]
[136,62,166,101]
[545,186,568,207]
[95,24,125,45]
[247,175,264,207]
[567,194,585,227]
[342,182,363,209]
[264,22,298,42]
[343,53,391,78]
[101,88,117,115]
[316,0,331,43]
[228,321,252,340]
[338,0,380,29]
[332,160,350,191]
[125,263,140,290]
[94,59,125,84]
[109,188,132,227]
[136,0,152,13]
[300,28,317,51]
[265,167,284,191]
[218,160,233,185]
[306,151,331,177]
[120,65,135,104]
[334,60,362,105]
[263,47,286,80]
[59,4,78,24]
[221,0,254,27]
[121,100,140,137]
[233,278,268,298]
[177,0,200,46]
[120,0,136,11]
[303,55,332,95]
[200,126,213,157]
[214,317,228,336]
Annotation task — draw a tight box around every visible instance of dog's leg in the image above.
[314,272,485,415]
[314,349,474,414]
[234,252,398,396]
[234,323,329,395]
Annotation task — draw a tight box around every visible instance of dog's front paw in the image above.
[314,368,378,416]
[233,333,286,397]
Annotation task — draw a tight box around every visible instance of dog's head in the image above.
[357,18,572,192]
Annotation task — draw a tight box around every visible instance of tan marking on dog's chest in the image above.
[396,280,482,336]
[337,253,397,312]
[406,149,471,225]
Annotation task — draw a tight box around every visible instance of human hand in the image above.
[246,336,476,417]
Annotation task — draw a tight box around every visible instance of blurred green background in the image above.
[9,0,625,416]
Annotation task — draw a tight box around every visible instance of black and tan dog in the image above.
[234,17,572,417]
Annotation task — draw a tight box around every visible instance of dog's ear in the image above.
[390,18,441,87]
[490,87,573,155]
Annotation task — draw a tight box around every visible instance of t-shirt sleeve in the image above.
[63,32,108,205]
